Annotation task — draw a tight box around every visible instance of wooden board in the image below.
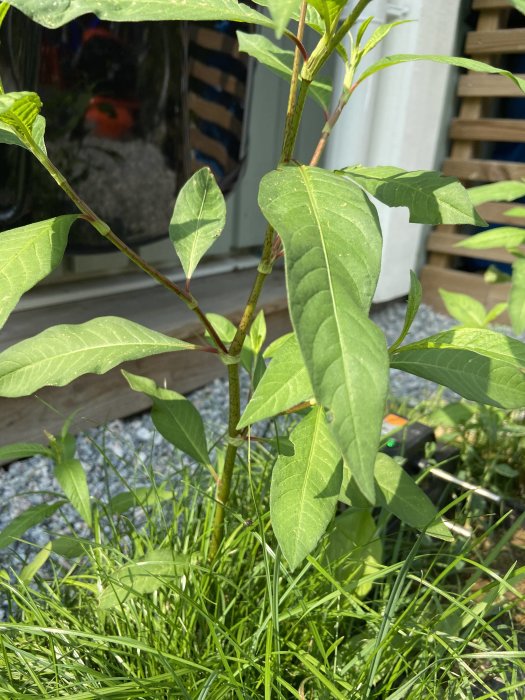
[457,73,525,97]
[472,0,514,9]
[450,117,525,142]
[466,29,525,54]
[426,231,515,263]
[0,268,290,449]
[442,157,525,181]
[477,201,525,225]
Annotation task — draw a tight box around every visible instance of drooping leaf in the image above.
[264,0,301,37]
[342,166,486,226]
[20,542,52,584]
[237,32,332,111]
[259,165,389,502]
[358,54,525,95]
[0,216,77,331]
[456,227,525,250]
[439,289,487,328]
[0,502,63,550]
[374,453,452,541]
[99,548,191,609]
[108,486,175,516]
[54,459,92,528]
[510,259,525,335]
[0,91,41,145]
[7,0,273,29]
[0,442,51,462]
[169,168,226,281]
[325,509,382,597]
[390,328,525,409]
[0,317,197,397]
[238,334,313,429]
[122,371,209,466]
[483,302,508,326]
[389,271,422,353]
[467,180,525,207]
[270,407,343,570]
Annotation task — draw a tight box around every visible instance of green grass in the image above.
[0,424,524,699]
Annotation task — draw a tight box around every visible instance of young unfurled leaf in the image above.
[0,502,63,550]
[467,180,525,207]
[325,509,383,597]
[54,459,92,528]
[237,32,332,111]
[7,0,273,29]
[270,407,343,570]
[249,310,267,355]
[374,453,452,541]
[0,216,78,331]
[122,371,210,466]
[342,166,486,226]
[457,227,525,251]
[99,549,191,610]
[358,54,525,95]
[483,302,508,326]
[238,334,313,429]
[169,168,226,281]
[389,271,422,353]
[0,91,42,144]
[509,259,525,335]
[439,289,487,328]
[0,317,197,397]
[390,328,525,409]
[259,165,388,502]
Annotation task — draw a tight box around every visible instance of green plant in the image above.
[1,0,525,580]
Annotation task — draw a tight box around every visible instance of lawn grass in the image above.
[0,416,524,699]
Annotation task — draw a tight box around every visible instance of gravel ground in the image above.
[0,301,522,587]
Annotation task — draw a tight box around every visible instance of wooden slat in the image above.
[188,93,242,134]
[450,117,525,142]
[426,231,515,264]
[421,265,512,320]
[477,201,525,225]
[443,158,525,181]
[457,73,525,97]
[190,60,246,99]
[466,28,525,54]
[472,0,513,9]
[189,126,236,172]
[190,27,239,56]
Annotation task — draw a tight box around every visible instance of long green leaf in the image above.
[259,165,389,502]
[389,270,421,353]
[270,407,343,570]
[122,371,209,466]
[439,289,487,327]
[342,166,485,226]
[358,54,525,95]
[360,20,413,59]
[0,317,197,397]
[390,328,525,409]
[0,502,62,550]
[0,216,77,331]
[467,180,525,207]
[374,453,452,541]
[7,0,273,28]
[99,549,191,609]
[510,259,525,335]
[20,542,52,584]
[456,227,525,250]
[265,0,300,37]
[237,32,332,111]
[54,459,92,528]
[238,334,313,429]
[0,442,51,462]
[169,168,226,281]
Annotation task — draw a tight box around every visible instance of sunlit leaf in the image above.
[0,317,197,397]
[169,168,226,281]
[467,180,525,207]
[509,259,525,335]
[0,442,51,462]
[259,165,388,502]
[374,453,452,541]
[342,166,485,226]
[0,216,77,331]
[390,328,525,409]
[20,542,52,584]
[483,302,508,325]
[439,289,487,327]
[55,459,92,528]
[122,371,209,466]
[264,0,300,37]
[237,32,332,110]
[389,271,421,352]
[456,227,525,250]
[270,407,342,570]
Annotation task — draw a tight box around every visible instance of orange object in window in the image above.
[84,96,138,139]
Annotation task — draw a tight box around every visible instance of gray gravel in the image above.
[0,301,522,589]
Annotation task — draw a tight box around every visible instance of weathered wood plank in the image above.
[457,73,525,97]
[426,231,515,264]
[466,28,525,55]
[477,201,525,226]
[442,158,525,182]
[450,118,525,142]
[472,0,514,10]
